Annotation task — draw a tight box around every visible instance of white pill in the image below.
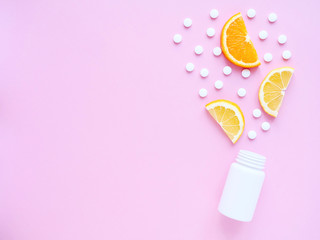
[200,68,209,77]
[248,130,257,140]
[268,13,277,23]
[278,34,287,44]
[261,122,271,131]
[210,9,219,19]
[264,53,273,62]
[195,45,203,55]
[242,69,251,78]
[214,80,223,90]
[223,66,232,75]
[247,9,256,18]
[199,88,208,98]
[238,88,246,97]
[207,28,215,37]
[184,18,192,28]
[282,50,292,60]
[186,63,194,72]
[259,30,268,40]
[253,109,262,118]
[173,34,182,44]
[213,47,222,56]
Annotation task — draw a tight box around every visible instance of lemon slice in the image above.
[259,67,294,117]
[206,100,245,144]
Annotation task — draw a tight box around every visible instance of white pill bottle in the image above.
[218,150,266,222]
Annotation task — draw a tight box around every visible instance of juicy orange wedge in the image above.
[206,100,245,144]
[221,13,260,68]
[259,67,294,117]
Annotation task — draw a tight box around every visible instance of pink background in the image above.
[0,0,319,239]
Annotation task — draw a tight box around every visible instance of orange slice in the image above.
[221,13,260,68]
[259,67,294,117]
[206,100,245,144]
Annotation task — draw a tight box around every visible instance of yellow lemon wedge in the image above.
[206,100,245,144]
[259,67,294,117]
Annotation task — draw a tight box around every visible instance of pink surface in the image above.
[0,0,319,239]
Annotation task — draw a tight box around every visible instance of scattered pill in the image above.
[261,122,271,131]
[223,66,232,75]
[278,34,287,44]
[214,80,223,90]
[238,88,246,97]
[199,88,208,97]
[210,9,219,19]
[264,53,273,62]
[213,47,222,56]
[253,109,262,118]
[200,68,209,77]
[242,69,251,78]
[282,50,292,60]
[247,9,256,18]
[207,28,216,37]
[184,18,192,28]
[259,30,268,40]
[195,45,203,55]
[248,130,257,140]
[186,63,194,72]
[173,34,182,44]
[268,13,277,23]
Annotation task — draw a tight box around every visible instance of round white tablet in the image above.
[210,9,219,19]
[223,66,232,75]
[261,122,271,131]
[173,34,182,44]
[259,30,268,40]
[199,88,208,98]
[268,13,277,23]
[264,53,273,62]
[214,80,223,90]
[213,47,222,56]
[238,88,246,97]
[247,9,256,18]
[253,109,262,118]
[207,28,215,37]
[200,68,209,77]
[186,63,194,72]
[184,18,192,28]
[282,50,292,60]
[248,130,257,140]
[242,69,251,78]
[278,34,287,44]
[195,45,203,55]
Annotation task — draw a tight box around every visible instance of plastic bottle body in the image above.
[218,150,266,222]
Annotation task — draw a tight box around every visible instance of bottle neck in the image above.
[236,150,266,170]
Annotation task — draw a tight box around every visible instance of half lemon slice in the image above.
[259,67,294,117]
[206,100,245,144]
